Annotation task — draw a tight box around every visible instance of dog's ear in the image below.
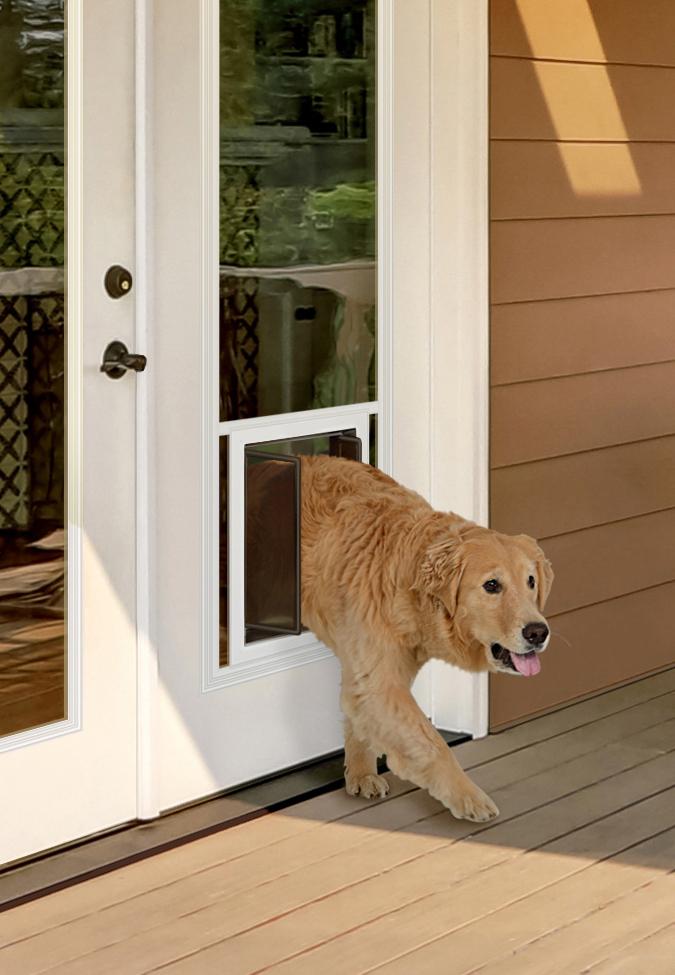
[536,553,554,611]
[517,534,554,610]
[413,532,466,613]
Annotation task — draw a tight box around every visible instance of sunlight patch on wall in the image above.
[556,143,641,198]
[516,0,641,197]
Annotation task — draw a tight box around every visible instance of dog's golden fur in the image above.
[301,455,553,822]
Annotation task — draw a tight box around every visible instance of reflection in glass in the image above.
[219,0,377,422]
[0,0,66,736]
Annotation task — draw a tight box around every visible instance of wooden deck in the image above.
[2,669,675,974]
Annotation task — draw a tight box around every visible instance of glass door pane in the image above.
[0,0,66,738]
[218,0,378,671]
[219,0,377,422]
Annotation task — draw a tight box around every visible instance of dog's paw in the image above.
[447,784,499,823]
[345,772,390,800]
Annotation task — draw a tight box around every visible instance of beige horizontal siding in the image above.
[491,362,675,468]
[489,1,675,727]
[491,437,675,539]
[492,215,675,303]
[491,290,675,385]
[541,508,675,617]
[492,143,675,220]
[491,59,675,142]
[489,582,675,729]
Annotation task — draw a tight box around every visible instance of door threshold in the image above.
[0,731,469,912]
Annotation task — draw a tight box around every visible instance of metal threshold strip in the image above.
[0,731,469,913]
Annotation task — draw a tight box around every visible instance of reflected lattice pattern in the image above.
[0,291,64,530]
[220,276,260,421]
[0,294,29,527]
[0,151,65,269]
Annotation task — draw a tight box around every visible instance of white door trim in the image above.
[394,0,490,737]
[430,0,489,737]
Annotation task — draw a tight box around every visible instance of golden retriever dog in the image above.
[300,455,554,822]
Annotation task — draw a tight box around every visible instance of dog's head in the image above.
[414,526,554,677]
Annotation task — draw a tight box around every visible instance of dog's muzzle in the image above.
[491,643,541,677]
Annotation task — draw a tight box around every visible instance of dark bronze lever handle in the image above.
[100,340,147,380]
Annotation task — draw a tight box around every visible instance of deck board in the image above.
[583,922,675,975]
[1,670,674,975]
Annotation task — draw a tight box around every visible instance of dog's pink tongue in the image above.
[511,651,541,677]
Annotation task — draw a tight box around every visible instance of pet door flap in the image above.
[329,432,362,462]
[245,449,302,642]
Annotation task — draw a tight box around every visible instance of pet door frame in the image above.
[225,407,371,672]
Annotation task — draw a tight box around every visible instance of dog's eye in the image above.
[483,579,502,594]
[528,575,536,589]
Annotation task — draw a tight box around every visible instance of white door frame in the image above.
[431,0,490,737]
[389,0,490,737]
[136,0,489,816]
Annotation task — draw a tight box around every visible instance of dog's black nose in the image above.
[522,622,549,647]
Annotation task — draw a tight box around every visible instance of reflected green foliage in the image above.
[0,0,64,111]
[219,0,378,421]
[219,0,375,268]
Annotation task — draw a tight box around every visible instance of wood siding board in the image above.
[491,143,675,221]
[491,59,675,143]
[490,0,675,69]
[490,436,675,540]
[490,291,675,386]
[489,584,675,729]
[491,216,675,304]
[491,361,675,468]
[490,1,675,727]
[538,508,675,617]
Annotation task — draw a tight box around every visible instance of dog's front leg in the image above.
[343,717,390,799]
[343,680,498,823]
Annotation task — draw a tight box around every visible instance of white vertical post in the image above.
[429,0,490,738]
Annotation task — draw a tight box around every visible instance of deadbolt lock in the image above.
[104,264,133,299]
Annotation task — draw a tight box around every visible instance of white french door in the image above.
[0,1,138,863]
[2,0,489,865]
[151,0,440,813]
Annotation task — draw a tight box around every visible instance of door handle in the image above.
[100,340,147,380]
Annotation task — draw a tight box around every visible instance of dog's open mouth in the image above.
[491,643,541,677]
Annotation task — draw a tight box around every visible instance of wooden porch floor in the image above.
[2,669,675,974]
